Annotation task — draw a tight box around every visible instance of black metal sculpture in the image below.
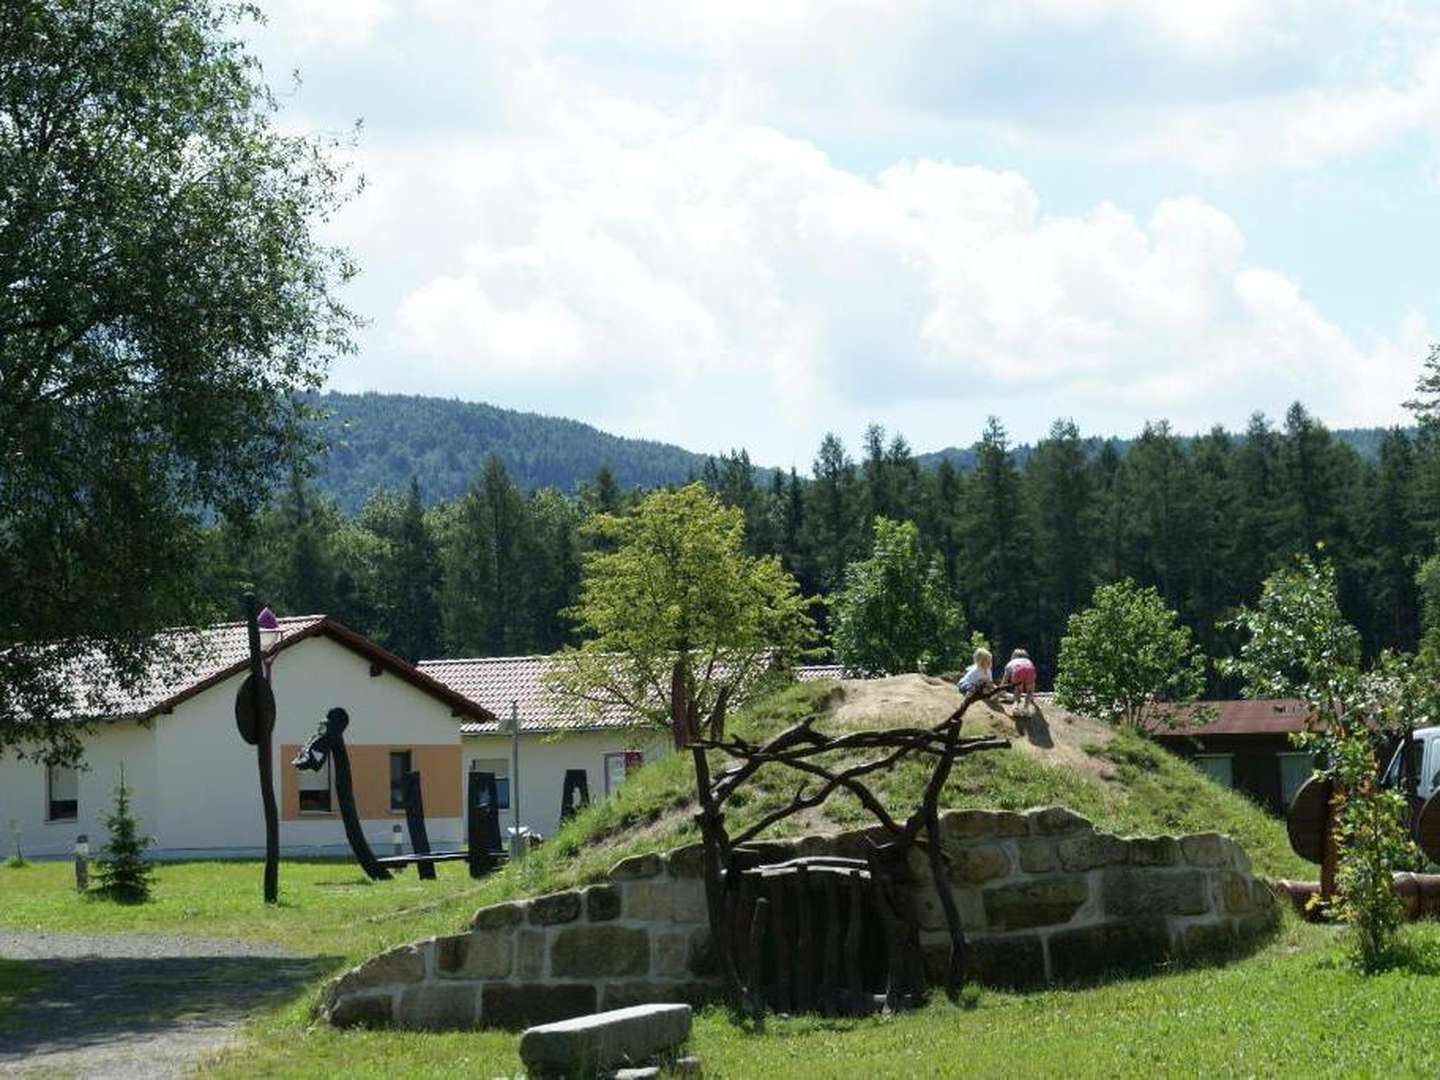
[468,770,503,876]
[234,594,280,904]
[293,707,391,881]
[560,768,590,821]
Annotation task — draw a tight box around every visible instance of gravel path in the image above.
[0,931,318,1078]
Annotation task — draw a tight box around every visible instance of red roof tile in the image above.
[1153,698,1312,736]
[418,655,637,735]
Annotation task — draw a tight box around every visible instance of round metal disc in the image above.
[234,674,276,746]
[1286,775,1333,866]
[1417,791,1440,864]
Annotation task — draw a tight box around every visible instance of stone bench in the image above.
[519,1003,692,1077]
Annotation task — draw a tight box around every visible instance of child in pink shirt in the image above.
[1004,648,1037,712]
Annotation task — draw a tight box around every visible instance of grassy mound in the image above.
[486,680,1309,908]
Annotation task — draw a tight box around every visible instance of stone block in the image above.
[552,925,652,978]
[612,853,664,880]
[516,929,546,979]
[1102,868,1210,918]
[994,812,1031,837]
[1048,919,1172,983]
[1179,920,1236,958]
[665,844,707,878]
[687,928,717,977]
[964,933,1048,990]
[911,881,986,932]
[1179,832,1229,867]
[1127,837,1181,867]
[328,992,395,1028]
[518,1003,693,1079]
[1221,872,1255,914]
[472,902,524,931]
[1030,807,1094,836]
[601,981,719,1011]
[530,891,583,926]
[627,879,707,923]
[329,944,426,999]
[831,828,888,861]
[587,884,622,922]
[434,931,512,979]
[615,1068,660,1080]
[731,841,795,868]
[1235,908,1279,943]
[1017,838,1057,873]
[396,983,479,1031]
[941,810,996,839]
[482,983,596,1030]
[983,876,1089,931]
[794,834,834,858]
[655,930,690,977]
[1057,833,1128,871]
[950,844,1012,884]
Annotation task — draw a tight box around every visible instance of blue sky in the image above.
[250,1,1439,470]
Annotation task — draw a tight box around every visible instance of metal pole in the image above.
[510,700,522,860]
[244,593,280,904]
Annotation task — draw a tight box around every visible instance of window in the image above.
[47,764,78,821]
[469,760,509,810]
[297,759,333,814]
[1194,754,1233,789]
[1278,752,1314,809]
[604,751,645,795]
[389,750,412,812]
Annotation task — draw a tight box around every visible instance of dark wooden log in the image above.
[794,865,815,1014]
[324,713,390,882]
[822,869,842,1015]
[468,770,502,879]
[402,771,436,881]
[747,896,770,1017]
[844,870,865,1014]
[560,768,590,822]
[771,874,792,1011]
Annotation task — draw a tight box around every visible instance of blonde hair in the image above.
[973,648,992,667]
[1011,648,1029,659]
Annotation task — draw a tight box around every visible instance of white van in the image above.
[1381,727,1440,805]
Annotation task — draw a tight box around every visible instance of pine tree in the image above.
[959,417,1034,652]
[1025,418,1098,676]
[97,766,155,902]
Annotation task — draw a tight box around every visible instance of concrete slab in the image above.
[518,1003,692,1076]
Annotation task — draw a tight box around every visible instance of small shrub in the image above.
[96,769,155,902]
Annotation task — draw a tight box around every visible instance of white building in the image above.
[0,617,665,860]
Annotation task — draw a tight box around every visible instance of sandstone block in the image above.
[434,931,512,979]
[1221,872,1254,914]
[941,810,996,839]
[1179,832,1229,867]
[665,844,707,878]
[1017,838,1057,873]
[1179,920,1236,958]
[529,891,583,926]
[328,992,395,1029]
[983,876,1089,931]
[601,981,718,1011]
[655,930,690,977]
[1057,833,1127,871]
[587,884,622,922]
[1030,806,1094,836]
[965,933,1048,990]
[1127,837,1181,867]
[482,983,596,1031]
[397,984,479,1031]
[687,928,717,977]
[950,843,1012,884]
[994,812,1031,837]
[516,929,546,979]
[519,1003,692,1079]
[329,943,426,1000]
[627,879,707,923]
[1048,919,1171,982]
[552,925,651,978]
[912,881,987,932]
[472,902,524,931]
[612,853,664,880]
[794,834,834,858]
[1102,868,1210,918]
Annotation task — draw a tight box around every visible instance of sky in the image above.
[249,0,1440,471]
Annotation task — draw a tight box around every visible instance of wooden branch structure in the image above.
[689,681,1013,1010]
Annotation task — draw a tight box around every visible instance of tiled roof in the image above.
[56,615,493,725]
[1152,698,1312,737]
[418,655,638,736]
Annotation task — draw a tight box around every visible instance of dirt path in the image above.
[0,932,317,1078]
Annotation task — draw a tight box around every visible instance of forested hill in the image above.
[309,392,711,511]
[307,390,1400,512]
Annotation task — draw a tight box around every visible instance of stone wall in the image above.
[319,807,1277,1029]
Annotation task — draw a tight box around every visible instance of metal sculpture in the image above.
[234,594,280,903]
[293,707,391,881]
[560,768,590,822]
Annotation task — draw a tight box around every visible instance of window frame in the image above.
[296,757,335,815]
[45,763,78,822]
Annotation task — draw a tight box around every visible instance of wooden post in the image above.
[844,870,865,1014]
[747,896,769,1017]
[1321,783,1341,900]
[794,866,815,1013]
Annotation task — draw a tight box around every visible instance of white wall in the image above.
[0,720,157,860]
[463,727,670,841]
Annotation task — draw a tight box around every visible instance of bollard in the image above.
[74,834,89,892]
[392,823,403,857]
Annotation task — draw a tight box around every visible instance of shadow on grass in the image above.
[0,953,338,1061]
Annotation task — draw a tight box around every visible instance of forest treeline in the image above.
[204,394,1440,693]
